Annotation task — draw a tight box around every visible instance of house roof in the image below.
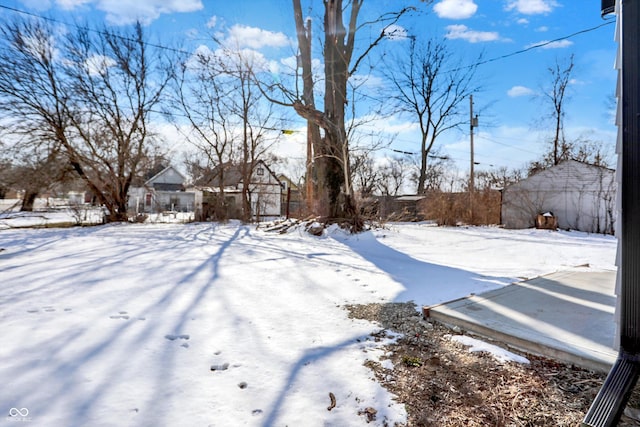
[529,159,615,175]
[145,165,187,187]
[196,163,242,187]
[504,159,615,192]
[197,160,280,187]
[396,195,426,202]
[277,174,300,190]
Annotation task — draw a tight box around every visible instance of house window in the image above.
[145,193,152,206]
[256,167,264,176]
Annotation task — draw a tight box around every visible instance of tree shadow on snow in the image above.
[1,223,249,427]
[335,231,516,307]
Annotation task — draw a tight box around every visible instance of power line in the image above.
[0,3,615,74]
[448,20,615,72]
[0,1,612,171]
[475,134,541,155]
[0,4,198,56]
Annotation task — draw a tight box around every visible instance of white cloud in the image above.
[280,55,322,74]
[185,28,198,39]
[189,44,271,74]
[433,0,478,19]
[279,55,298,72]
[20,0,53,9]
[224,24,289,49]
[38,0,204,25]
[384,24,409,41]
[516,18,529,25]
[22,33,61,62]
[535,26,549,32]
[505,0,558,15]
[56,0,91,9]
[445,25,500,43]
[85,54,116,76]
[525,39,573,49]
[507,85,534,97]
[206,15,217,29]
[350,74,385,90]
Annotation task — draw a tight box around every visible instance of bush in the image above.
[420,190,501,226]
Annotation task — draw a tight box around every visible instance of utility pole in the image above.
[469,95,478,223]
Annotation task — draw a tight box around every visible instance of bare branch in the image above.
[349,6,415,76]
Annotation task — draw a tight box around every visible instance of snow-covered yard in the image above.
[0,221,616,426]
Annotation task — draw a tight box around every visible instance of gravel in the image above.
[344,302,640,427]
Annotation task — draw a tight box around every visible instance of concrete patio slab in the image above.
[425,270,618,372]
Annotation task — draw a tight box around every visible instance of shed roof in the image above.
[504,159,615,192]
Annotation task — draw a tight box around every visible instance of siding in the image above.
[501,160,616,233]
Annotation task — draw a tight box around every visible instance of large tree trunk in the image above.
[293,0,323,214]
[417,133,429,194]
[322,0,358,221]
[324,0,347,218]
[290,0,365,228]
[20,189,38,212]
[241,163,251,222]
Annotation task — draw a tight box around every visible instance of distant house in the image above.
[128,165,199,214]
[501,159,616,234]
[278,174,303,217]
[197,160,282,221]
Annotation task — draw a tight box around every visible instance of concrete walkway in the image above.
[426,270,618,373]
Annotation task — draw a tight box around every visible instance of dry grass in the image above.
[345,302,640,427]
[418,190,501,226]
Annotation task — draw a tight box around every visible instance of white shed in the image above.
[501,160,616,234]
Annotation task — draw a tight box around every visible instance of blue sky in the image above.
[0,0,619,174]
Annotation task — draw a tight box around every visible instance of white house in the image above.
[244,161,282,220]
[501,160,616,234]
[128,165,199,214]
[197,160,283,221]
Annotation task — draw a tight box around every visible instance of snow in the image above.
[450,335,531,364]
[0,207,105,229]
[0,219,616,426]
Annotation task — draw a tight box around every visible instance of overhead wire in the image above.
[0,3,198,56]
[446,20,615,72]
[0,3,616,170]
[0,3,614,77]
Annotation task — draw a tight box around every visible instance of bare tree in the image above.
[172,45,282,222]
[475,166,524,191]
[0,18,172,222]
[0,160,9,200]
[377,156,410,196]
[279,0,415,229]
[172,50,237,220]
[0,19,70,211]
[570,135,611,167]
[407,150,454,193]
[351,150,379,198]
[9,144,72,211]
[292,8,322,213]
[223,52,281,222]
[385,37,480,194]
[527,135,610,176]
[542,54,575,166]
[0,126,73,211]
